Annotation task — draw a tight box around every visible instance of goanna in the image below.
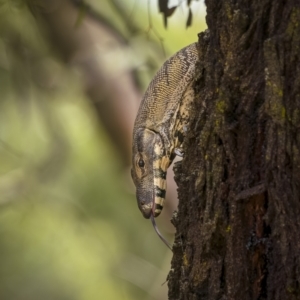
[131,42,199,248]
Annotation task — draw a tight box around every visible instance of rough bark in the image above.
[169,1,300,299]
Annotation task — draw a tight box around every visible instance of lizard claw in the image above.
[174,148,184,157]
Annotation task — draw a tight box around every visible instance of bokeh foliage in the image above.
[0,0,206,299]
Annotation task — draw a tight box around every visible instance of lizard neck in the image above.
[167,80,195,159]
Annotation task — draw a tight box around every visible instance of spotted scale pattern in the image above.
[132,43,199,218]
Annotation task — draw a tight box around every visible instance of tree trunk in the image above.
[168,1,300,299]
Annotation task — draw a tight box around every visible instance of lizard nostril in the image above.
[140,200,146,205]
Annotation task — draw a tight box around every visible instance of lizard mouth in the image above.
[140,204,152,219]
[150,213,172,251]
[136,190,153,219]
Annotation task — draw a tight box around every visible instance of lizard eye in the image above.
[138,158,145,168]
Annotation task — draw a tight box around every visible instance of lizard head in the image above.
[131,128,170,219]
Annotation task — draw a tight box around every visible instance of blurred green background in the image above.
[0,0,206,299]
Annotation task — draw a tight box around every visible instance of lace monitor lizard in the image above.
[131,43,199,249]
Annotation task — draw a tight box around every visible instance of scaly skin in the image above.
[131,42,198,219]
